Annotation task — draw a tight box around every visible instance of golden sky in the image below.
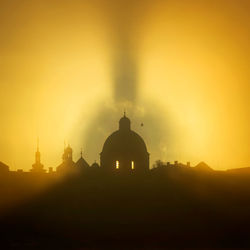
[0,0,249,170]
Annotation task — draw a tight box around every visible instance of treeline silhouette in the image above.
[1,166,250,248]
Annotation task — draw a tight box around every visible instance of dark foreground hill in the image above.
[1,168,250,249]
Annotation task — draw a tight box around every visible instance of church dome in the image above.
[101,130,148,156]
[119,113,131,131]
[100,114,149,172]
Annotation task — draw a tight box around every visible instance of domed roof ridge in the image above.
[101,128,148,155]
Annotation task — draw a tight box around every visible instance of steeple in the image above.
[37,137,39,151]
[35,137,40,164]
[75,148,90,169]
[31,137,45,173]
[62,143,73,162]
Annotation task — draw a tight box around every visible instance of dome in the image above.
[119,113,131,131]
[101,130,148,156]
[100,114,149,172]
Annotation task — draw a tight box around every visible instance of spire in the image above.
[80,148,83,158]
[124,109,126,117]
[37,137,39,151]
[31,137,45,173]
[62,140,66,161]
[35,137,41,164]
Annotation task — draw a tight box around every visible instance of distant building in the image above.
[75,150,90,171]
[56,145,75,173]
[0,161,9,174]
[30,142,46,173]
[194,162,213,171]
[153,160,192,169]
[100,113,149,173]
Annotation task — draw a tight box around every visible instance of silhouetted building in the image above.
[227,167,250,174]
[153,160,192,169]
[56,145,75,173]
[30,143,45,173]
[75,150,89,170]
[100,113,149,173]
[194,161,213,171]
[0,161,9,173]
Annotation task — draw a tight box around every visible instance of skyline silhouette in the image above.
[1,151,250,248]
[0,0,249,248]
[0,113,249,175]
[0,0,249,171]
[1,113,250,248]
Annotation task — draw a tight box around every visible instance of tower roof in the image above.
[91,162,100,168]
[119,112,131,131]
[75,150,89,168]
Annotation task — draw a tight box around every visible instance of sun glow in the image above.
[0,0,249,171]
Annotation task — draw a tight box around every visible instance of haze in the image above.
[0,0,249,170]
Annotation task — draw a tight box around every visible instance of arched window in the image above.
[131,161,135,170]
[115,160,119,169]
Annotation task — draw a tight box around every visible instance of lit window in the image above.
[131,161,134,170]
[116,160,119,169]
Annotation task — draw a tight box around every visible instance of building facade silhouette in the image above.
[56,145,75,173]
[100,113,149,173]
[0,161,9,174]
